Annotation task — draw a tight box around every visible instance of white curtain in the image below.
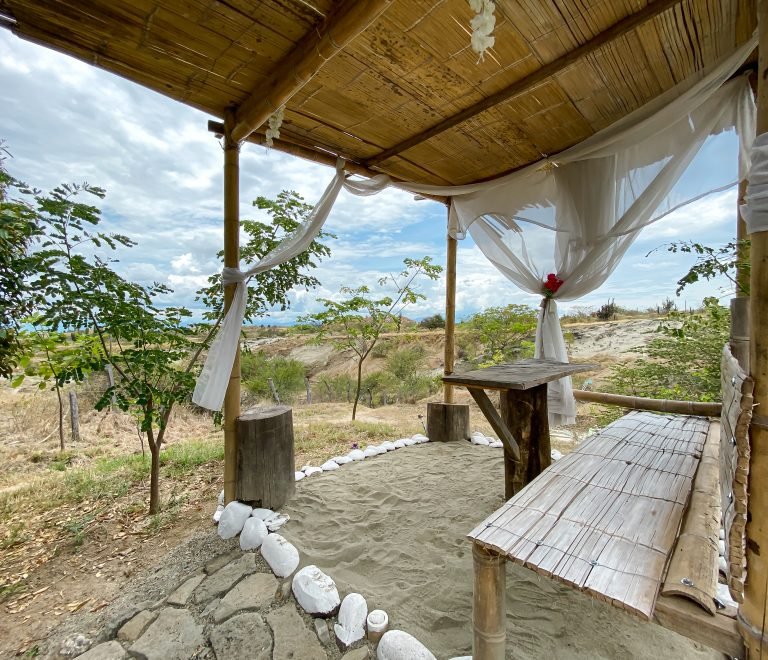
[193,36,756,415]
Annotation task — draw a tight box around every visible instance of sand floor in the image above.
[281,441,720,660]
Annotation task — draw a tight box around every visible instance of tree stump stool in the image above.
[237,405,295,508]
[427,402,470,442]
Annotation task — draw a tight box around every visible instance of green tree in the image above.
[608,297,729,402]
[0,144,42,377]
[462,304,537,366]
[657,240,749,296]
[197,191,333,321]
[11,176,204,514]
[300,257,442,420]
[241,352,306,401]
[419,313,445,329]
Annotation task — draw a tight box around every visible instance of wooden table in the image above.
[443,359,595,498]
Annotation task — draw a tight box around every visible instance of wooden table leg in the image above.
[500,383,551,491]
[473,543,506,660]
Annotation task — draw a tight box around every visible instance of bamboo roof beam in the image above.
[231,0,393,144]
[209,120,448,205]
[364,0,683,167]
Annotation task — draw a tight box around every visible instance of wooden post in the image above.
[444,223,457,404]
[305,377,312,405]
[105,364,115,410]
[223,107,241,505]
[472,543,506,660]
[268,378,281,404]
[427,401,469,442]
[733,178,751,371]
[237,406,295,508]
[500,385,551,496]
[68,391,80,443]
[741,2,768,655]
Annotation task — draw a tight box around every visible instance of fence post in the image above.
[268,378,281,404]
[69,392,80,442]
[305,377,312,405]
[105,364,116,410]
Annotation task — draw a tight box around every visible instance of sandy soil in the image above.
[280,441,719,659]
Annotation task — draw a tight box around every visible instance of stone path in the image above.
[58,548,370,660]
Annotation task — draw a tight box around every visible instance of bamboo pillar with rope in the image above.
[222,108,241,505]
[741,2,768,654]
[444,209,457,403]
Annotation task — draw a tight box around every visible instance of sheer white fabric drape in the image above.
[193,37,756,415]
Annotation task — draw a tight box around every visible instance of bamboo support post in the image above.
[472,543,506,660]
[223,108,241,505]
[572,390,722,416]
[734,177,751,371]
[444,227,457,404]
[741,1,768,654]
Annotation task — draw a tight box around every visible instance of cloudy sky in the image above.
[0,30,743,324]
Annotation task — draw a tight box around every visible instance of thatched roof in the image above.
[0,0,757,186]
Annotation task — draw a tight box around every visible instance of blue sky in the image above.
[0,31,742,324]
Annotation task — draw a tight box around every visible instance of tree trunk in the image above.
[55,385,65,451]
[149,444,160,515]
[352,359,363,420]
[69,391,80,442]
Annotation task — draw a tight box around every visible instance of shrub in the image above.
[594,299,618,320]
[419,313,445,329]
[241,352,305,401]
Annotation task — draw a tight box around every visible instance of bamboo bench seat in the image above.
[469,410,744,658]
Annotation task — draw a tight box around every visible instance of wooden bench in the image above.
[469,408,744,659]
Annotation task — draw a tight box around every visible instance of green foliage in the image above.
[657,240,749,296]
[386,345,425,380]
[316,373,354,402]
[419,313,445,329]
[594,299,618,321]
[300,257,442,419]
[241,351,306,401]
[0,144,44,378]
[461,304,537,366]
[607,297,729,402]
[197,191,333,321]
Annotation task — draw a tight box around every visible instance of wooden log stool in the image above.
[237,405,295,508]
[427,402,470,442]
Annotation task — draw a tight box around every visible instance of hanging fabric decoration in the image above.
[265,106,285,147]
[191,36,756,420]
[743,132,768,234]
[468,0,495,62]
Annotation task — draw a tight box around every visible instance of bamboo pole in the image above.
[741,1,768,655]
[472,543,506,660]
[223,108,241,505]
[733,177,752,371]
[444,225,457,404]
[232,0,393,142]
[572,390,721,416]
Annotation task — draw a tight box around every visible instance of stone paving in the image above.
[62,547,372,660]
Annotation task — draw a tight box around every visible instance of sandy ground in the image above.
[281,441,719,660]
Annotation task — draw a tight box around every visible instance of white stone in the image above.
[377,630,436,660]
[449,657,473,660]
[717,582,738,609]
[332,455,353,465]
[266,514,290,532]
[217,490,225,506]
[380,441,396,451]
[251,508,275,520]
[348,449,366,461]
[471,431,485,439]
[719,555,727,573]
[393,439,406,449]
[213,505,224,524]
[333,593,367,648]
[718,539,726,556]
[719,528,725,540]
[295,471,306,481]
[321,460,340,471]
[261,533,300,578]
[411,434,429,443]
[402,438,417,446]
[304,466,323,477]
[363,447,379,458]
[489,441,503,448]
[217,501,253,540]
[551,449,564,461]
[240,517,269,551]
[471,435,490,446]
[292,565,340,616]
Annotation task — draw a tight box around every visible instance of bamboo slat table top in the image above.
[469,411,711,620]
[443,359,596,391]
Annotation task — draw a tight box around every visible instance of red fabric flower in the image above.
[543,273,563,297]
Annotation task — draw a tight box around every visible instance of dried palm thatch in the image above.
[0,0,757,185]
